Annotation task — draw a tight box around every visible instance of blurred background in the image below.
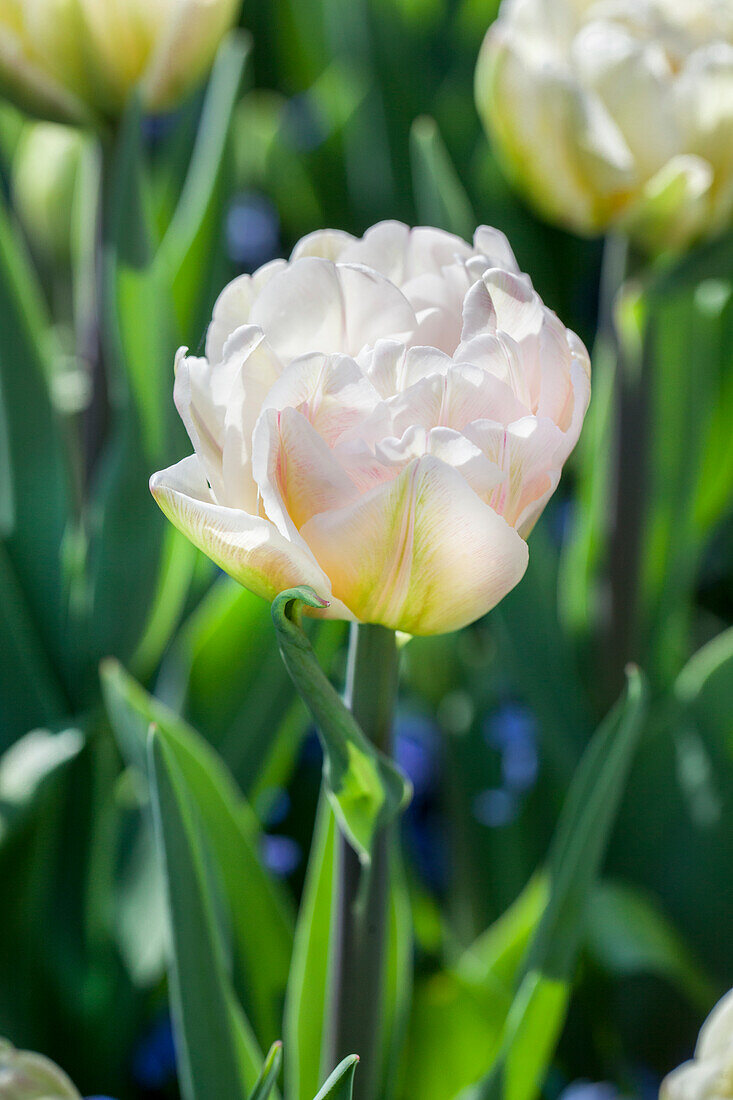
[0,1,730,1099]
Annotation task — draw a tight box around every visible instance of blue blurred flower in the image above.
[484,702,539,794]
[394,711,439,799]
[226,192,281,270]
[132,1014,176,1090]
[558,1082,618,1100]
[473,787,519,828]
[260,834,301,877]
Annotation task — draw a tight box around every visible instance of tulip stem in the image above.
[603,233,650,699]
[327,622,399,1100]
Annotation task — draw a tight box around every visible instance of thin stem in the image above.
[327,622,398,1100]
[603,234,651,699]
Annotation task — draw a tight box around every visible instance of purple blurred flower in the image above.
[261,834,301,877]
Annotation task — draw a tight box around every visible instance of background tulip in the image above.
[0,0,241,124]
[476,0,733,252]
[0,1040,81,1099]
[661,990,733,1100]
[151,222,590,636]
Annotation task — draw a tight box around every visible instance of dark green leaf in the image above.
[148,728,261,1100]
[283,794,338,1100]
[474,668,648,1100]
[102,659,293,1049]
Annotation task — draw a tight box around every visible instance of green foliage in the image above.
[0,5,730,1100]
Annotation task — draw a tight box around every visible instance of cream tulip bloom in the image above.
[0,0,241,124]
[661,989,733,1100]
[476,0,733,252]
[151,222,590,636]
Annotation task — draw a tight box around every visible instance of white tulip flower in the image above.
[662,989,733,1100]
[0,0,241,124]
[151,221,591,636]
[476,0,733,252]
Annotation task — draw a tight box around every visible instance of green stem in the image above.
[328,622,398,1100]
[602,234,651,700]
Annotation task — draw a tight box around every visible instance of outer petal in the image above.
[464,415,565,529]
[149,454,352,617]
[252,406,360,536]
[697,989,733,1061]
[0,23,93,124]
[299,454,528,635]
[476,25,601,235]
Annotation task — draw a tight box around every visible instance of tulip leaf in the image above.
[158,29,251,339]
[587,880,715,1010]
[83,96,170,674]
[410,115,476,239]
[271,587,411,864]
[313,1056,360,1100]
[248,1040,283,1100]
[283,793,338,1100]
[0,192,72,717]
[101,659,293,1050]
[471,667,648,1100]
[148,727,262,1100]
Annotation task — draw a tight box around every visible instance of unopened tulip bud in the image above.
[0,1039,81,1099]
[0,0,241,125]
[12,121,85,262]
[476,0,733,253]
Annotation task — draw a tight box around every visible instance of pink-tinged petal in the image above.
[535,317,577,430]
[360,341,455,397]
[261,352,383,445]
[149,455,352,617]
[455,331,535,410]
[473,226,521,273]
[205,261,287,364]
[299,454,528,635]
[248,257,418,363]
[375,425,505,502]
[385,362,529,437]
[252,406,360,536]
[465,415,565,529]
[481,269,545,341]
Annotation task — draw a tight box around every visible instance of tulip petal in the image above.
[150,454,351,616]
[473,225,521,273]
[206,261,287,364]
[465,415,565,530]
[260,351,383,445]
[252,406,360,536]
[299,454,528,635]
[384,361,530,436]
[248,257,418,362]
